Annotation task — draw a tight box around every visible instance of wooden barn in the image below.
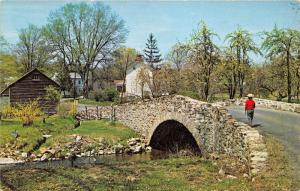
[0,68,60,114]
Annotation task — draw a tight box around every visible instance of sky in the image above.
[0,0,300,60]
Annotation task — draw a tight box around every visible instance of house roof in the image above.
[0,68,60,96]
[112,80,124,85]
[69,72,82,79]
[126,62,146,75]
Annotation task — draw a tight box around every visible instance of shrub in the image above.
[104,87,119,102]
[14,100,44,127]
[178,90,200,100]
[93,89,107,102]
[58,100,77,118]
[92,87,119,102]
[1,105,15,119]
[45,85,61,103]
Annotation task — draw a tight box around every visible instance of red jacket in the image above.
[245,99,255,110]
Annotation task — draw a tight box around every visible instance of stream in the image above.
[0,149,169,171]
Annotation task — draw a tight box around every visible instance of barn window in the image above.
[33,74,40,80]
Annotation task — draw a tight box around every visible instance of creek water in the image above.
[0,149,169,171]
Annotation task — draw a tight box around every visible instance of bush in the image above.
[178,90,201,100]
[1,105,15,119]
[45,85,61,103]
[58,100,77,118]
[93,87,119,102]
[14,100,44,127]
[104,87,119,102]
[93,89,107,102]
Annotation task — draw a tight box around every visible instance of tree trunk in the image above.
[204,76,210,101]
[120,54,129,103]
[239,73,245,98]
[81,71,89,99]
[296,68,300,103]
[287,51,292,103]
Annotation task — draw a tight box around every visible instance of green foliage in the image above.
[93,87,119,102]
[73,120,138,140]
[78,99,113,106]
[0,54,22,91]
[144,33,162,67]
[261,26,300,102]
[55,64,72,93]
[45,85,61,103]
[0,119,44,153]
[0,145,294,191]
[0,33,9,53]
[58,101,77,118]
[178,90,201,100]
[187,21,220,100]
[224,26,260,98]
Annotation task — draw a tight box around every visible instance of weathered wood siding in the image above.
[9,71,59,114]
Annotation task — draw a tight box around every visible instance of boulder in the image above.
[132,145,143,154]
[218,167,225,176]
[227,175,237,179]
[75,135,82,142]
[42,135,52,138]
[41,154,49,161]
[21,152,28,158]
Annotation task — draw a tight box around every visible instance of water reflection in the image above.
[0,149,170,171]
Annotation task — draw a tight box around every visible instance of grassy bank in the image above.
[0,116,138,158]
[78,99,114,106]
[0,134,295,191]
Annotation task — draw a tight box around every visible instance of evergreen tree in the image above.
[144,33,162,69]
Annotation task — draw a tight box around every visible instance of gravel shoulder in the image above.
[227,106,300,189]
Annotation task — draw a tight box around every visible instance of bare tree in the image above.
[16,24,51,72]
[43,2,127,98]
[167,42,189,71]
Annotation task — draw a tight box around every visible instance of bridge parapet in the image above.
[215,98,300,113]
[78,95,267,175]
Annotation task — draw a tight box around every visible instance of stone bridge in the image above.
[78,95,267,174]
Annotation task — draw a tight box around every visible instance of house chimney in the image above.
[135,54,144,62]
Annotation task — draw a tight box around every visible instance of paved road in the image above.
[228,106,300,188]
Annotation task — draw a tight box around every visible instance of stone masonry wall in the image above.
[78,95,267,174]
[216,98,300,113]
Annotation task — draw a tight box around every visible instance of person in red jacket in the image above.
[245,94,255,126]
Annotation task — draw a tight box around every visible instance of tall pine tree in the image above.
[144,33,162,69]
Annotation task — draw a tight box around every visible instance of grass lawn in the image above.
[78,99,114,106]
[0,134,295,191]
[0,120,44,153]
[0,116,138,156]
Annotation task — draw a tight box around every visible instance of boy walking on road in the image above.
[245,94,255,126]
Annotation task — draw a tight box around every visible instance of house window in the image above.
[78,80,81,85]
[116,84,126,92]
[33,74,39,80]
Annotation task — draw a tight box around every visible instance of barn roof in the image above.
[0,68,60,96]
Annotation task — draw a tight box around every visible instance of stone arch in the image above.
[147,112,203,153]
[149,119,201,153]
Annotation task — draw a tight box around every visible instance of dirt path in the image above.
[228,106,300,188]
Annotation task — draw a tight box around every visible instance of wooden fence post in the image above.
[85,106,88,119]
[96,106,99,120]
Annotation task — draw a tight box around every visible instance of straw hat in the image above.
[247,94,254,98]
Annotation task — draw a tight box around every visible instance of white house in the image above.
[125,62,152,97]
[52,72,83,97]
[69,72,83,96]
